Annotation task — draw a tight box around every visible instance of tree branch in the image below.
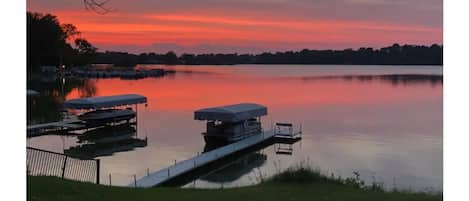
[83,0,113,14]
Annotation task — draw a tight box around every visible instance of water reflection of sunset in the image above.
[31,65,442,189]
[66,73,442,112]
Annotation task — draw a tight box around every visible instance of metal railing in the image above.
[27,147,100,184]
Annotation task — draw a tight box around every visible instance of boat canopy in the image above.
[63,94,147,110]
[194,103,267,122]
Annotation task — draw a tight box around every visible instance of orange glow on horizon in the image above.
[40,10,442,51]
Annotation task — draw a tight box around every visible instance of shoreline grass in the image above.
[28,166,442,201]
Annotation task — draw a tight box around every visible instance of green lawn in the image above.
[28,168,441,201]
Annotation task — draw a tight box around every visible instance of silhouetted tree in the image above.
[162,51,180,65]
[74,38,97,65]
[27,12,98,74]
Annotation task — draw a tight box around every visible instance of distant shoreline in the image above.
[92,44,443,66]
[92,63,444,67]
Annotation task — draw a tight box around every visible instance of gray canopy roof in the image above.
[63,94,147,109]
[194,103,267,122]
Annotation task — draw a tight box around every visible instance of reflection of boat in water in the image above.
[65,137,147,159]
[200,152,267,183]
[77,124,136,144]
[65,124,146,159]
[78,108,136,126]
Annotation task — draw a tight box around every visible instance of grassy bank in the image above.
[28,167,441,201]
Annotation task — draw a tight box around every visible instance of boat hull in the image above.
[79,109,136,126]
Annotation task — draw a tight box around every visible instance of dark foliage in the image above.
[27,12,97,73]
[91,44,442,66]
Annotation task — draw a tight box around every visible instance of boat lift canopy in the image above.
[194,103,267,122]
[63,94,147,110]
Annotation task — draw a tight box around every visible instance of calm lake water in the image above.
[27,65,442,191]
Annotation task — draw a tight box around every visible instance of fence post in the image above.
[61,156,68,179]
[134,174,137,187]
[109,174,112,186]
[96,159,100,184]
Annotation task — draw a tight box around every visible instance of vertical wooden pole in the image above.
[134,174,137,187]
[109,174,112,186]
[96,159,100,184]
[135,104,138,137]
[61,156,68,179]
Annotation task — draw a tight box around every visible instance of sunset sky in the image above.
[28,0,443,54]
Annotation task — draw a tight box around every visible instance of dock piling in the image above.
[96,159,100,184]
[61,156,68,179]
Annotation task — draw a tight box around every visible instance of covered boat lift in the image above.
[27,94,148,137]
[64,94,147,125]
[195,103,268,142]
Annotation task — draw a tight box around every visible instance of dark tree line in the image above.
[27,12,97,74]
[93,44,442,66]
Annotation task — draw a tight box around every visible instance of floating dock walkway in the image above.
[27,120,138,137]
[133,128,301,187]
[27,118,85,137]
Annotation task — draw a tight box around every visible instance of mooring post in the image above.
[96,159,100,184]
[135,104,138,127]
[61,156,68,179]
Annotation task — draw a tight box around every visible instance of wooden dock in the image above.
[27,118,85,137]
[27,118,137,137]
[133,129,300,187]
